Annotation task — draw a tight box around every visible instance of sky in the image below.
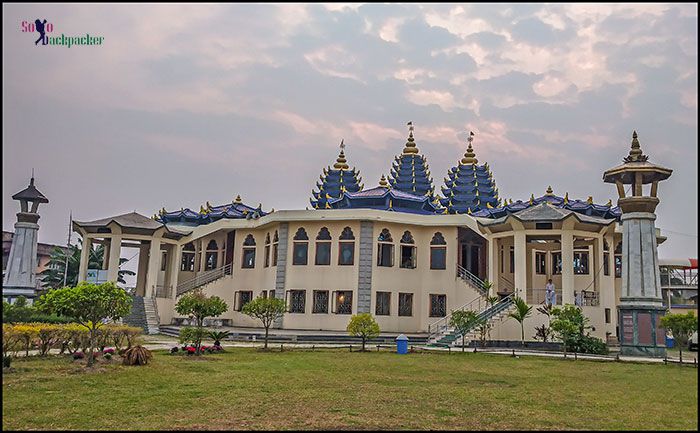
[3,3,698,269]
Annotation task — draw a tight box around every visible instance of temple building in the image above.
[69,130,680,350]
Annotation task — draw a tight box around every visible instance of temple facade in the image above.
[70,129,671,346]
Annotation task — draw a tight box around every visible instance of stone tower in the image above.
[3,176,49,303]
[603,131,672,357]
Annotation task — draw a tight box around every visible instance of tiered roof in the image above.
[155,195,266,226]
[388,123,436,200]
[439,132,498,214]
[310,140,363,209]
[472,186,621,221]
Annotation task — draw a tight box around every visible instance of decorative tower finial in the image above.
[379,174,389,188]
[546,185,554,196]
[402,121,419,154]
[333,139,350,170]
[461,131,478,165]
[234,195,242,204]
[624,130,649,162]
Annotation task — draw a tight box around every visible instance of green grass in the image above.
[3,348,697,430]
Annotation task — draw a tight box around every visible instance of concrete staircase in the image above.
[176,263,232,297]
[123,295,160,335]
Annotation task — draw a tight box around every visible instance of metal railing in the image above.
[176,263,233,296]
[456,264,488,295]
[662,288,699,308]
[428,293,516,342]
[428,296,485,337]
[527,288,563,305]
[499,275,515,294]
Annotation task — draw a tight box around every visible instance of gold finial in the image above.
[467,207,472,215]
[587,196,593,204]
[333,139,350,170]
[235,195,242,204]
[199,205,206,214]
[402,121,419,155]
[443,207,448,214]
[606,199,612,207]
[271,208,275,212]
[325,202,331,209]
[529,194,535,205]
[563,192,569,204]
[486,202,493,209]
[460,131,478,165]
[509,198,513,205]
[257,203,262,209]
[379,174,389,188]
[624,130,649,163]
[325,193,332,199]
[389,199,393,209]
[314,202,319,209]
[206,201,212,209]
[546,185,554,196]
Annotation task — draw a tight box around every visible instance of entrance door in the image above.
[225,231,235,274]
[470,245,480,277]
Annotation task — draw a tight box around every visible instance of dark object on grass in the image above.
[3,355,11,368]
[122,345,152,366]
[170,347,179,354]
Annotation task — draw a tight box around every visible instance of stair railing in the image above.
[176,263,232,296]
[456,264,488,295]
[453,293,516,341]
[149,289,161,328]
[428,296,484,340]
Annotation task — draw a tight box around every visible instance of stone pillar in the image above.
[102,239,111,270]
[78,236,92,282]
[135,241,149,297]
[561,230,574,305]
[168,244,182,298]
[488,237,498,295]
[106,235,123,282]
[602,232,617,336]
[3,221,40,297]
[274,223,289,328]
[356,221,374,313]
[144,237,162,298]
[513,231,527,299]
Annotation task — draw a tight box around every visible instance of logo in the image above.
[21,19,104,47]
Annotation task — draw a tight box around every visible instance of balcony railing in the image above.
[527,288,562,305]
[662,288,698,308]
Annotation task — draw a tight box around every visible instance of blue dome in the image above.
[388,123,436,199]
[311,143,363,209]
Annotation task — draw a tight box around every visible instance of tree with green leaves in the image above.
[39,281,132,366]
[660,312,698,361]
[242,297,286,349]
[174,289,228,354]
[347,313,380,351]
[550,304,592,355]
[450,309,483,352]
[508,296,533,346]
[40,240,135,290]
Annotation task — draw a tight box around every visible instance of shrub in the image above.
[122,345,152,366]
[179,326,207,353]
[73,351,85,360]
[12,323,39,356]
[35,323,62,356]
[207,330,230,346]
[170,347,179,354]
[347,313,380,352]
[2,324,21,357]
[103,353,112,360]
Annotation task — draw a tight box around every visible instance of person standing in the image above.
[545,279,556,306]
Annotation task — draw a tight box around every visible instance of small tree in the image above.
[660,312,698,362]
[450,310,483,352]
[347,313,380,351]
[508,296,533,346]
[550,305,591,355]
[175,289,228,354]
[39,281,132,366]
[242,297,286,349]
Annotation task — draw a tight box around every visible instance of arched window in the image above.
[293,227,308,265]
[272,230,279,267]
[315,227,332,265]
[377,228,394,267]
[242,234,256,268]
[205,240,219,270]
[430,232,447,270]
[181,242,195,272]
[399,231,416,269]
[264,232,271,268]
[338,226,355,266]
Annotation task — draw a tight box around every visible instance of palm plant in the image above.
[207,330,230,346]
[122,345,152,366]
[508,296,533,346]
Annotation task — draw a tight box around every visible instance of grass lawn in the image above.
[3,348,697,430]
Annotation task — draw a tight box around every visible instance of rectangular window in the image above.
[264,245,270,268]
[500,248,504,273]
[429,294,447,318]
[237,291,253,312]
[399,293,413,317]
[603,252,610,276]
[552,252,562,275]
[315,242,331,265]
[338,242,354,265]
[289,290,306,313]
[376,292,391,316]
[313,290,329,314]
[205,252,218,271]
[614,255,622,278]
[509,248,515,273]
[261,290,268,299]
[335,291,353,314]
[242,248,256,269]
[574,251,589,274]
[293,242,308,265]
[400,245,416,269]
[269,291,275,299]
[161,252,168,271]
[430,247,446,270]
[272,243,278,266]
[605,308,611,324]
[377,244,394,267]
[181,253,195,272]
[535,252,546,275]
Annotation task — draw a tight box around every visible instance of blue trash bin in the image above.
[666,335,675,348]
[396,334,409,354]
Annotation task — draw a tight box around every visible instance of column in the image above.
[561,230,574,305]
[488,237,498,295]
[144,237,162,298]
[78,236,92,282]
[106,235,123,282]
[135,241,149,296]
[513,231,527,299]
[594,236,603,293]
[102,239,111,270]
[603,233,617,333]
[168,244,182,298]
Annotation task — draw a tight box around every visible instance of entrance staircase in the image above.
[427,293,515,347]
[123,295,160,335]
[456,264,489,296]
[176,263,232,297]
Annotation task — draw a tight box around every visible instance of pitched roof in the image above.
[12,178,49,204]
[478,202,615,227]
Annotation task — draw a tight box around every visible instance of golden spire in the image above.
[529,194,535,205]
[486,202,493,209]
[199,205,206,214]
[460,131,478,165]
[509,198,513,205]
[234,195,242,204]
[587,196,593,204]
[389,199,393,209]
[379,174,389,188]
[467,207,472,215]
[563,192,569,204]
[314,202,319,209]
[624,130,648,163]
[546,185,554,196]
[402,122,419,155]
[325,202,331,209]
[606,199,612,207]
[333,139,350,170]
